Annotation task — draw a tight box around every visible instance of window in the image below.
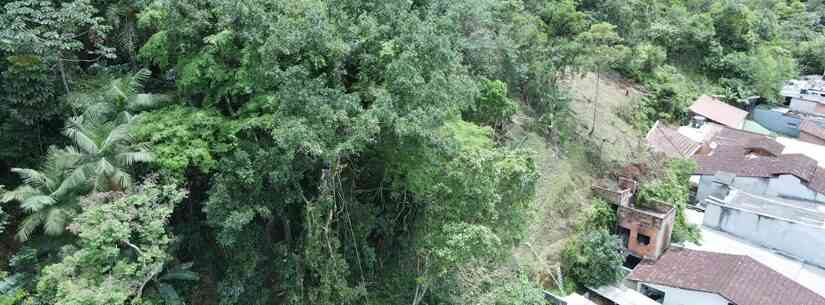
[640,284,666,304]
[618,227,631,248]
[637,233,651,246]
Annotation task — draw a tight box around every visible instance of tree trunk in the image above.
[58,58,70,94]
[589,68,600,136]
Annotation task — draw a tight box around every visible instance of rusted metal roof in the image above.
[689,96,748,128]
[646,121,701,158]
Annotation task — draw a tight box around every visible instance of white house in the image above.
[781,76,825,116]
[626,248,825,305]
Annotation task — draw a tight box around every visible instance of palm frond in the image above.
[1,185,40,203]
[10,168,53,189]
[20,195,56,212]
[17,212,46,241]
[116,151,154,166]
[53,167,89,197]
[44,208,71,236]
[129,69,151,95]
[101,123,133,152]
[110,170,133,191]
[128,93,172,111]
[95,159,116,178]
[65,117,101,155]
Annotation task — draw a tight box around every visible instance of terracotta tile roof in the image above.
[628,248,825,305]
[646,121,701,158]
[801,118,825,141]
[694,152,818,181]
[744,137,785,156]
[692,125,825,194]
[689,95,748,128]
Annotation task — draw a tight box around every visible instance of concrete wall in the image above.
[635,282,730,305]
[752,107,801,137]
[703,202,825,268]
[697,175,825,204]
[696,175,768,204]
[791,98,825,115]
[767,174,820,200]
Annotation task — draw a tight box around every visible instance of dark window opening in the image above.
[623,255,643,269]
[641,284,666,304]
[637,233,651,246]
[619,227,631,248]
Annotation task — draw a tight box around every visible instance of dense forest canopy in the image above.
[0,0,823,304]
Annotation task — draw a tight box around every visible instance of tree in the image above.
[63,115,152,192]
[577,22,625,136]
[71,68,171,123]
[463,79,518,130]
[637,159,701,244]
[576,198,616,233]
[560,229,624,288]
[1,148,87,241]
[34,179,187,305]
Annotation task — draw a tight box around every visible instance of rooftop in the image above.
[801,118,825,141]
[782,76,825,99]
[628,247,825,305]
[691,125,825,194]
[688,95,748,129]
[588,285,661,305]
[645,121,701,158]
[685,210,825,298]
[707,189,825,227]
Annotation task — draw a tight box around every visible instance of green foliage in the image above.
[637,159,701,244]
[561,229,624,288]
[35,180,186,305]
[63,115,153,192]
[1,148,88,241]
[133,105,237,176]
[463,80,518,128]
[576,198,616,233]
[6,1,825,305]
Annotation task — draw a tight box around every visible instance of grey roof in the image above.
[707,189,825,227]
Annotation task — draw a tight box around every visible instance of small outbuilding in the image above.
[688,95,748,129]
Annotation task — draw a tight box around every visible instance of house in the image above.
[616,200,675,261]
[627,247,825,305]
[592,178,676,261]
[750,106,801,137]
[782,75,825,116]
[688,95,748,129]
[645,121,701,158]
[800,118,825,145]
[703,186,825,268]
[691,126,825,204]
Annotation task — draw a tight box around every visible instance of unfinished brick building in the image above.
[592,178,676,261]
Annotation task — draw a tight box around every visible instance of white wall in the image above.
[640,283,730,305]
[704,203,825,268]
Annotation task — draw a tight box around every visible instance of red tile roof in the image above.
[689,95,748,128]
[692,125,825,194]
[801,118,825,141]
[628,248,825,305]
[646,121,701,158]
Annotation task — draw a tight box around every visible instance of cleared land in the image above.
[510,72,648,289]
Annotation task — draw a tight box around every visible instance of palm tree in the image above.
[71,69,171,123]
[64,115,153,192]
[0,148,88,241]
